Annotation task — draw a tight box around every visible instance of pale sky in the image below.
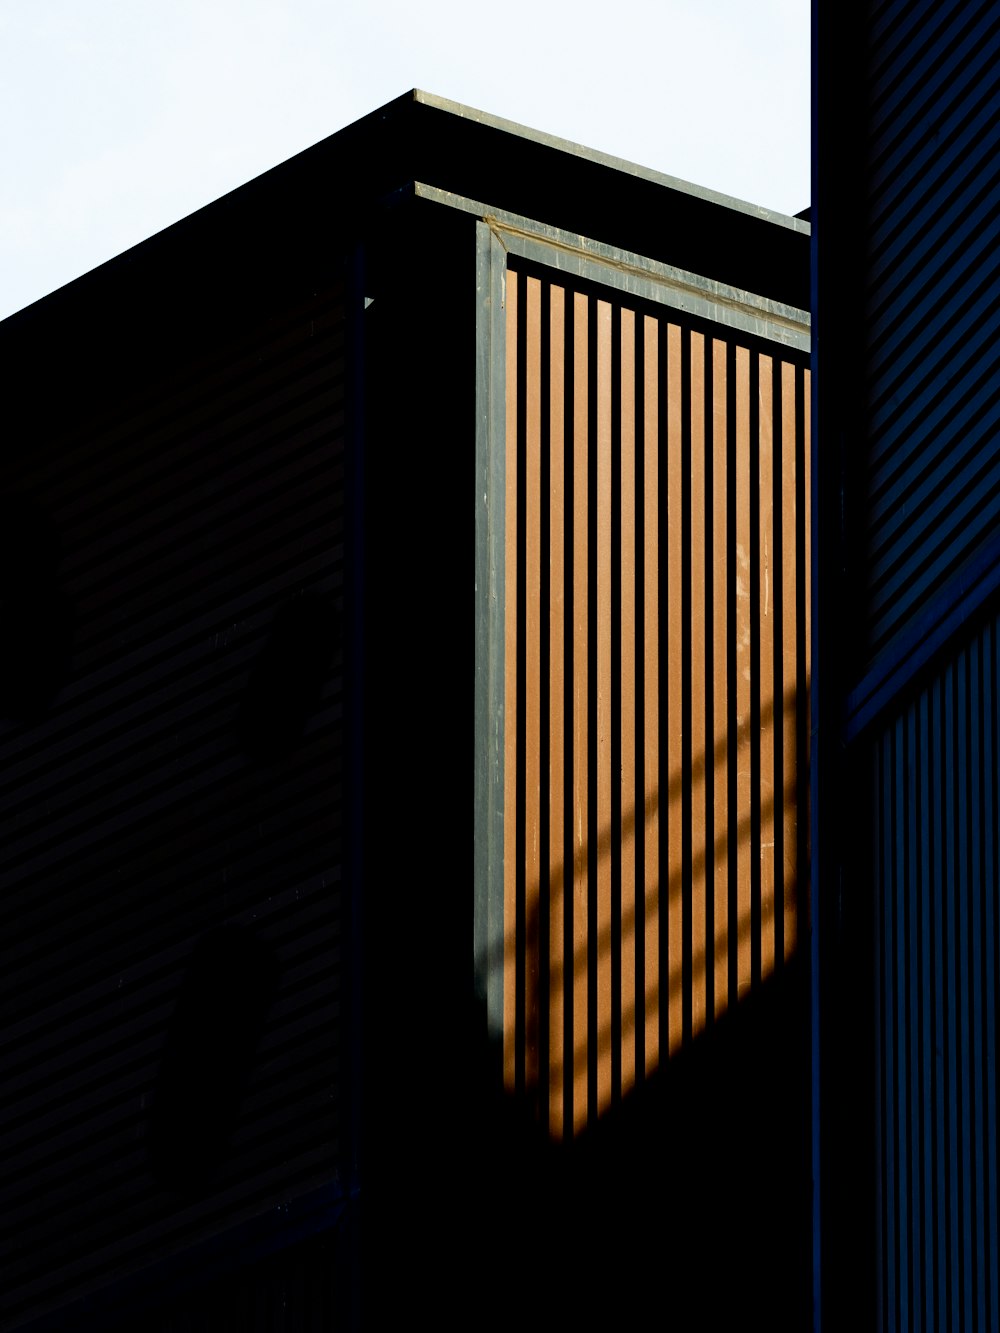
[0,1,809,322]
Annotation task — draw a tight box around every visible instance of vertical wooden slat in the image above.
[759,353,775,978]
[781,361,798,960]
[596,298,613,1113]
[643,316,660,1075]
[735,344,752,998]
[690,331,707,1035]
[805,365,816,874]
[504,270,518,1091]
[549,284,565,1138]
[620,308,637,1094]
[667,322,684,1053]
[573,291,589,1133]
[712,338,729,1018]
[525,276,542,1096]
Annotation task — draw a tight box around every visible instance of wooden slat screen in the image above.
[503,264,811,1134]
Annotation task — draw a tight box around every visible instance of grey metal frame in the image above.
[474,220,508,1043]
[423,182,810,352]
[469,190,811,1056]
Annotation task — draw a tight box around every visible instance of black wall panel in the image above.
[815,6,1000,1322]
[0,284,347,1330]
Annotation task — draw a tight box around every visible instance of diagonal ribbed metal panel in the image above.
[861,0,1000,663]
[873,605,1000,1333]
[0,285,345,1331]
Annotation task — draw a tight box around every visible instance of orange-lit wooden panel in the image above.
[501,267,809,1133]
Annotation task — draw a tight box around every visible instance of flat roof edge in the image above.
[413,89,810,235]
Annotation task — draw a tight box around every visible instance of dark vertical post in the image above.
[344,241,367,1331]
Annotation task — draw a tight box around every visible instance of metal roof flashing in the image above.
[411,89,811,237]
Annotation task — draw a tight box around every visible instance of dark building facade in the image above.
[1,93,811,1328]
[813,2,1000,1328]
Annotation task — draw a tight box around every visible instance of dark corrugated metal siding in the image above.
[874,607,1000,1332]
[861,0,1000,664]
[815,3,1000,1323]
[113,1227,348,1333]
[0,285,346,1330]
[502,263,811,1133]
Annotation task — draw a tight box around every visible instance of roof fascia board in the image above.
[413,90,810,237]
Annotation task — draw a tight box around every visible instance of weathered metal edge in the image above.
[416,182,810,353]
[473,221,507,1049]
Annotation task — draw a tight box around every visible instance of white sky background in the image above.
[0,0,809,322]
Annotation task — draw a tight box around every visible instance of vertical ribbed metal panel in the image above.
[861,0,1000,661]
[502,264,811,1132]
[874,609,1000,1331]
[0,286,345,1330]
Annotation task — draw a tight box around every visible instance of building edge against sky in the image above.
[0,92,812,1329]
